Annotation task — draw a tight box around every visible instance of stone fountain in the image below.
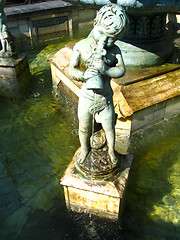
[49,0,180,219]
[50,0,180,147]
[0,0,31,98]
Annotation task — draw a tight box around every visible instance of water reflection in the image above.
[121,116,180,239]
[0,37,179,239]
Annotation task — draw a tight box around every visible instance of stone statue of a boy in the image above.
[69,4,128,166]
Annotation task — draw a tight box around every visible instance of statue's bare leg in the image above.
[78,123,92,164]
[99,103,117,165]
[78,97,92,164]
[103,122,117,165]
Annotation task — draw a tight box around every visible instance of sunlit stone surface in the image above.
[50,44,180,139]
[60,148,133,219]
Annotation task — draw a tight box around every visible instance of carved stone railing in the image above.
[65,0,180,67]
[5,0,53,6]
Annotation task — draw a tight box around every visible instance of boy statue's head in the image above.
[93,4,129,47]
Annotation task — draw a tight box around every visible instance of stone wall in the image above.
[4,1,96,41]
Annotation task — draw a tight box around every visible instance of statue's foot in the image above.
[77,150,89,164]
[109,151,118,166]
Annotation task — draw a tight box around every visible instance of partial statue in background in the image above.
[0,0,6,27]
[0,24,15,53]
[0,0,16,56]
[69,4,129,176]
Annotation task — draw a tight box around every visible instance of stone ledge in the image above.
[50,45,180,142]
[5,0,80,20]
[49,45,180,119]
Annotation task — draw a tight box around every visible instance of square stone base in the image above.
[0,53,31,98]
[60,149,132,220]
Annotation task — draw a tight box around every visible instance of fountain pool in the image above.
[0,35,179,239]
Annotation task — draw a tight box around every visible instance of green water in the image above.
[0,36,179,240]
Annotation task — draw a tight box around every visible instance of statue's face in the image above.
[93,4,129,47]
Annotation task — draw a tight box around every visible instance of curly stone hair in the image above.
[94,4,129,39]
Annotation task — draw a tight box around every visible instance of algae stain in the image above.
[147,140,180,225]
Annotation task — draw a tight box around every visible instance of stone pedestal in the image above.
[60,148,133,219]
[0,53,31,98]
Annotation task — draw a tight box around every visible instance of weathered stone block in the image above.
[19,22,28,34]
[0,54,31,98]
[165,96,180,118]
[60,149,132,219]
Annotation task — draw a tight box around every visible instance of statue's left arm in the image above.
[104,48,125,78]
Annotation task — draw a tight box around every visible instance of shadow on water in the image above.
[0,92,79,240]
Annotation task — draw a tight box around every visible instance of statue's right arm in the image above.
[69,46,85,82]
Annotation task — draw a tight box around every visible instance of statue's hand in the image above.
[84,66,99,80]
[92,55,106,74]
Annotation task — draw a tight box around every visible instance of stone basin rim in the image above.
[65,0,180,13]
